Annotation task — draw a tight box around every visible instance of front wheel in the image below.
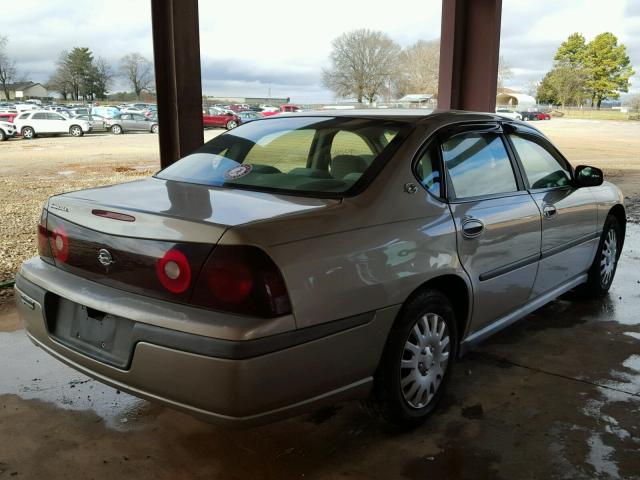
[226,120,238,130]
[151,124,159,134]
[22,127,35,139]
[362,290,457,428]
[69,125,83,137]
[582,215,622,296]
[110,124,123,135]
[0,129,5,141]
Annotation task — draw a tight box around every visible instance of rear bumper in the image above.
[15,258,397,426]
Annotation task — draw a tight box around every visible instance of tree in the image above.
[93,57,113,100]
[394,39,439,98]
[322,29,400,104]
[120,53,154,100]
[0,36,18,101]
[583,32,634,108]
[554,32,586,67]
[497,56,513,89]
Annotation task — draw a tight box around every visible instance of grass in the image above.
[554,109,639,121]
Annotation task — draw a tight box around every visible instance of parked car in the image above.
[105,113,159,134]
[75,114,109,132]
[15,111,625,428]
[0,120,16,141]
[495,108,523,120]
[521,111,551,121]
[0,112,18,123]
[203,107,239,129]
[261,104,302,117]
[236,111,262,124]
[91,106,120,118]
[13,111,92,139]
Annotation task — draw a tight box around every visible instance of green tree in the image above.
[536,71,558,105]
[554,32,586,67]
[583,32,634,108]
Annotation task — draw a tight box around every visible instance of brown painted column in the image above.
[437,0,502,112]
[151,0,204,168]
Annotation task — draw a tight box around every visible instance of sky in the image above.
[1,0,639,103]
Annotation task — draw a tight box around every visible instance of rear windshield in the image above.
[156,116,410,197]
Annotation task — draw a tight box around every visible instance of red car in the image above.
[261,104,302,117]
[202,108,240,129]
[0,112,17,123]
[521,111,551,121]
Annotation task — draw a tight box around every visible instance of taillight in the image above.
[156,249,192,294]
[50,226,69,262]
[191,245,291,317]
[37,208,54,263]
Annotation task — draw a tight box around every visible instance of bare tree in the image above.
[394,39,439,98]
[322,29,400,104]
[0,36,18,101]
[498,56,513,88]
[93,57,113,100]
[119,53,154,100]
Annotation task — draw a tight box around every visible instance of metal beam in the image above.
[151,0,204,168]
[437,0,502,112]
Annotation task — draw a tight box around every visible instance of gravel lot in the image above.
[0,119,638,305]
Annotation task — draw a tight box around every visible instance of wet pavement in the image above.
[0,225,639,479]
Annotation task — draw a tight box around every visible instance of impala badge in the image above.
[98,249,115,267]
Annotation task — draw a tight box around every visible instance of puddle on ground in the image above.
[0,330,150,430]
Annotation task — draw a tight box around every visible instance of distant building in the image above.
[397,93,436,108]
[0,82,49,100]
[496,92,536,110]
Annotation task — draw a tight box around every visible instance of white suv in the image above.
[14,111,92,139]
[0,121,16,141]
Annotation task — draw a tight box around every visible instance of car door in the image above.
[48,113,69,133]
[131,114,148,131]
[119,113,134,130]
[439,124,542,333]
[505,128,599,296]
[30,112,50,133]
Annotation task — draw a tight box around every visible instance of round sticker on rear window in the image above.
[224,164,252,180]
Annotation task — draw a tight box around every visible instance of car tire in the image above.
[111,125,123,135]
[226,120,238,130]
[151,124,159,134]
[362,289,457,429]
[69,125,83,137]
[0,129,5,141]
[22,127,35,140]
[582,215,622,296]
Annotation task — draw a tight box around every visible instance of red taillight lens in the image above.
[192,245,291,317]
[50,226,69,262]
[156,249,192,294]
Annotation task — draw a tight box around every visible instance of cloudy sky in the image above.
[2,0,639,102]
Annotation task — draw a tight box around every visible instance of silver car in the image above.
[15,111,625,427]
[105,112,159,134]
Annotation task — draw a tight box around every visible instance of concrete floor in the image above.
[1,225,639,480]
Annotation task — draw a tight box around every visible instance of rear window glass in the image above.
[157,116,409,197]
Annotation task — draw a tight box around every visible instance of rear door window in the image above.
[442,132,518,199]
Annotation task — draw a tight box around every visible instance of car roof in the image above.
[269,109,519,125]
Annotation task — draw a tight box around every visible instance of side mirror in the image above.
[574,165,604,187]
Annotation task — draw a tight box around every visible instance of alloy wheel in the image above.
[600,228,618,287]
[400,313,450,409]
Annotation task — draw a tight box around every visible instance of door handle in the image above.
[542,204,557,219]
[462,218,485,238]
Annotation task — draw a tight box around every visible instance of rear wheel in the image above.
[0,129,5,141]
[110,124,123,135]
[226,120,238,130]
[69,125,83,137]
[363,290,457,428]
[582,215,622,296]
[151,124,159,134]
[22,127,35,139]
